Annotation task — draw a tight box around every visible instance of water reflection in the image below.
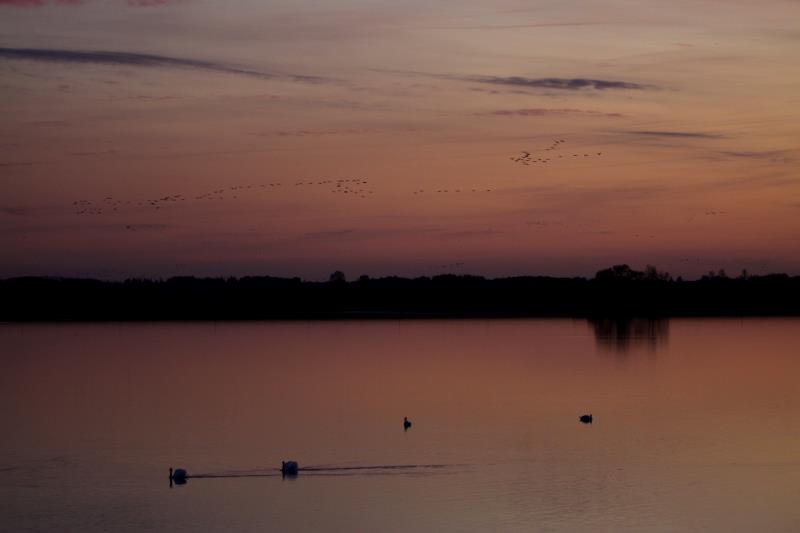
[588,318,670,354]
[3,320,800,533]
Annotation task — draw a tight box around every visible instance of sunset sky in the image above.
[1,0,798,280]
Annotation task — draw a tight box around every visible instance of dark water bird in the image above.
[169,467,188,485]
[404,416,412,430]
[169,467,187,480]
[579,414,593,424]
[281,460,299,476]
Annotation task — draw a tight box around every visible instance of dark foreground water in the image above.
[1,319,799,532]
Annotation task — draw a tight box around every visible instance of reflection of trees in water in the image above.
[589,318,669,354]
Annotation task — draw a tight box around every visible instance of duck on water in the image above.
[281,461,299,476]
[579,414,593,424]
[169,467,188,486]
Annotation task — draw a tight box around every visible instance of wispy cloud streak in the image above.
[1,0,180,6]
[0,206,34,216]
[624,130,724,139]
[490,108,623,117]
[468,76,650,91]
[126,0,182,5]
[376,69,651,91]
[0,0,87,5]
[719,150,793,162]
[0,47,324,83]
[419,22,608,31]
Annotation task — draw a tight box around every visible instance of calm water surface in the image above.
[1,319,800,532]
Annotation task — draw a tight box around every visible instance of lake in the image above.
[1,319,799,532]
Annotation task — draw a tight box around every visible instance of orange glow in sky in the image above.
[1,0,798,279]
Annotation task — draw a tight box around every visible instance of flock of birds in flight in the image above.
[54,134,744,278]
[68,136,721,238]
[510,139,604,166]
[71,136,621,215]
[72,178,374,216]
[69,138,725,239]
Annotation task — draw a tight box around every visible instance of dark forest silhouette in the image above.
[1,265,798,321]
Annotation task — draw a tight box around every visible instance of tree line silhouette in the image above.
[1,265,798,321]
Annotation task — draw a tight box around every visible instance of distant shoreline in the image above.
[2,266,799,321]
